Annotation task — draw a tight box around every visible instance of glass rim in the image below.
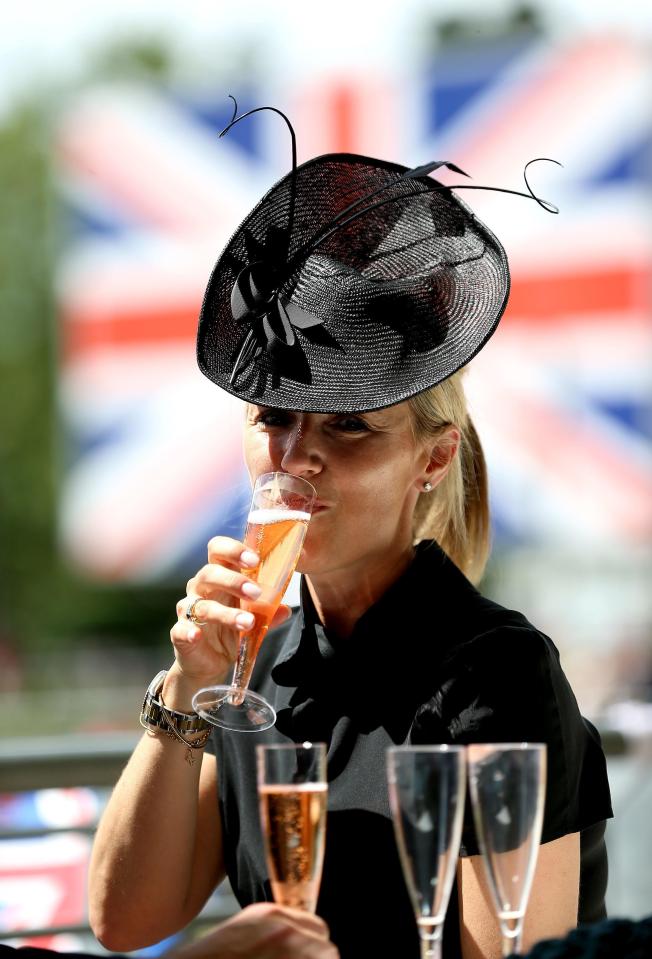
[466,742,546,750]
[256,741,327,754]
[253,471,317,497]
[387,744,466,754]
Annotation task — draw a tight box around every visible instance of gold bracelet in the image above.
[158,705,212,766]
[142,713,211,765]
[140,673,212,766]
[140,669,212,735]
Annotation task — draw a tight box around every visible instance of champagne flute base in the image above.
[499,916,523,957]
[501,937,522,958]
[192,685,276,732]
[500,934,522,958]
[418,920,443,959]
[418,935,442,959]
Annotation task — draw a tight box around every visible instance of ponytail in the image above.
[408,372,491,584]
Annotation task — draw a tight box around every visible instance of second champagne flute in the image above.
[387,745,466,959]
[467,743,547,957]
[257,742,328,913]
[193,471,315,732]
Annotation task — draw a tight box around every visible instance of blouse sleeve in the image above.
[408,625,613,857]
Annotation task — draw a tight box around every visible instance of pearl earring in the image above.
[423,481,433,492]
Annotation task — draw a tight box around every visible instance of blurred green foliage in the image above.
[0,97,60,651]
[0,41,188,666]
[435,2,543,45]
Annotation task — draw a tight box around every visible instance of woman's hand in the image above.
[168,536,291,699]
[169,903,339,959]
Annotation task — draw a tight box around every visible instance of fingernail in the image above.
[236,611,255,629]
[241,580,262,599]
[241,550,259,567]
[188,628,200,641]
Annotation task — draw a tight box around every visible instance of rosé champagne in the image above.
[259,782,328,912]
[229,508,310,704]
[192,473,315,733]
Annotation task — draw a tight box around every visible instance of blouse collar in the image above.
[271,540,458,686]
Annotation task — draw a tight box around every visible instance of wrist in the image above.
[163,663,227,713]
[140,670,212,765]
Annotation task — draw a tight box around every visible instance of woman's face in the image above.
[242,402,434,577]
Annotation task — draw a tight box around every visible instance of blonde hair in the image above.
[408,371,490,584]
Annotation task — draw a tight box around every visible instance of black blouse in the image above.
[207,541,612,959]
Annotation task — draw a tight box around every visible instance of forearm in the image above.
[458,833,579,959]
[88,543,261,952]
[89,672,223,951]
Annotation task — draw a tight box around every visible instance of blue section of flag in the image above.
[592,398,652,440]
[588,133,652,185]
[69,416,138,468]
[182,479,251,575]
[172,90,263,159]
[423,36,534,133]
[61,201,133,241]
[489,508,521,547]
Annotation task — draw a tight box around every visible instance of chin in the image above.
[296,519,343,576]
[296,542,328,577]
[296,555,317,576]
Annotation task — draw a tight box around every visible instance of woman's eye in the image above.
[255,410,292,428]
[334,416,370,433]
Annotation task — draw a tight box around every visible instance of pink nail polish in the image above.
[236,611,255,629]
[241,581,262,599]
[241,550,259,567]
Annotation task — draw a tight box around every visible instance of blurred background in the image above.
[1,0,651,950]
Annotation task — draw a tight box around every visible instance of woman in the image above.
[89,108,612,959]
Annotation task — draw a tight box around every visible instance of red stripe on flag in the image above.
[61,263,650,358]
[331,83,357,153]
[61,303,200,358]
[508,266,650,324]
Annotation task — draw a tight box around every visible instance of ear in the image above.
[421,425,460,490]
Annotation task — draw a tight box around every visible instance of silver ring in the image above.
[185,598,207,626]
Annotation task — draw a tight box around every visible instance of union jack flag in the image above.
[56,33,652,581]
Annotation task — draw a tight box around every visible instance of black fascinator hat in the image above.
[198,102,557,412]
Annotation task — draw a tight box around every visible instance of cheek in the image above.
[353,441,419,487]
[243,431,274,475]
[336,446,418,513]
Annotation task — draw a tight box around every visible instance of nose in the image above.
[279,417,323,478]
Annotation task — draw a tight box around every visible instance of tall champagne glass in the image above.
[193,472,315,732]
[257,742,328,912]
[387,746,466,959]
[467,743,547,957]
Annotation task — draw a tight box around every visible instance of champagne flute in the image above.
[386,746,466,959]
[467,743,547,957]
[193,472,315,732]
[257,742,328,912]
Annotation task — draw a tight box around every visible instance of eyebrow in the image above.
[359,408,401,427]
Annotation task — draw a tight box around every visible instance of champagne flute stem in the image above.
[421,939,441,959]
[501,935,521,958]
[228,623,266,704]
[229,633,253,702]
[419,936,442,959]
[418,924,443,959]
[501,936,521,958]
[499,918,523,957]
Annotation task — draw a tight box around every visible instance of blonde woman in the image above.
[89,114,611,959]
